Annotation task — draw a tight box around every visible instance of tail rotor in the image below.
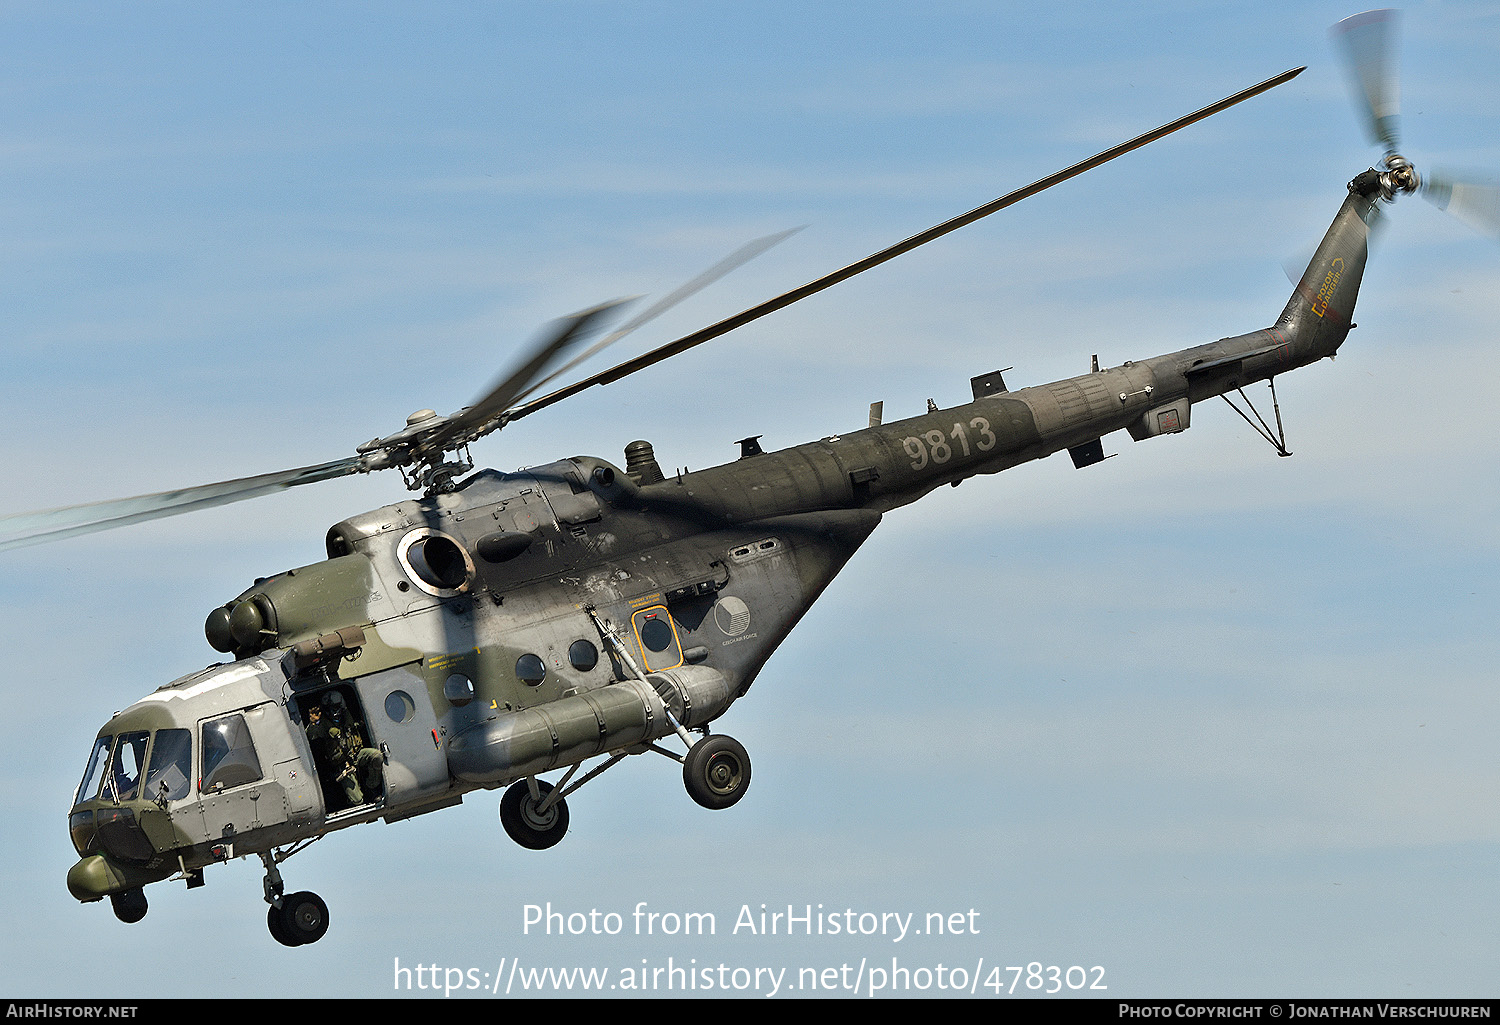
[1332,8,1500,239]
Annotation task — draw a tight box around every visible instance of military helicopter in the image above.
[11,10,1497,948]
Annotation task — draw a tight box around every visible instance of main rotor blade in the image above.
[504,65,1306,423]
[1332,8,1402,158]
[1423,171,1500,240]
[428,299,632,450]
[0,457,363,552]
[512,226,803,406]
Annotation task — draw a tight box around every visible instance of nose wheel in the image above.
[269,891,330,947]
[260,848,330,947]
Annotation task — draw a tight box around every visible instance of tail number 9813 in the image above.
[902,417,997,470]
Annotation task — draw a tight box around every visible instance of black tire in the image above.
[268,902,301,947]
[500,779,570,850]
[683,735,751,810]
[109,888,148,924]
[279,890,329,945]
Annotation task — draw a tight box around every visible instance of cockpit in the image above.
[69,728,192,862]
[66,638,448,935]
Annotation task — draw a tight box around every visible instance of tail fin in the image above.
[1275,172,1382,358]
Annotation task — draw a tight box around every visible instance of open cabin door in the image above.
[348,663,451,810]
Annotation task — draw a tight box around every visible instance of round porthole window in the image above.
[443,673,475,707]
[639,616,674,652]
[516,654,546,686]
[385,690,415,724]
[568,639,599,672]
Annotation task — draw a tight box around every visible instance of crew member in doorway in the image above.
[305,693,384,808]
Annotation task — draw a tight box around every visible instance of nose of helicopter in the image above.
[66,853,121,903]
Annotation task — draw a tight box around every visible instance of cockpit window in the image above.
[105,732,149,802]
[75,735,112,806]
[144,729,192,802]
[200,714,263,791]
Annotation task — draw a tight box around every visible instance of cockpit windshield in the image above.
[74,730,191,807]
[104,732,148,802]
[74,736,112,807]
[75,732,149,803]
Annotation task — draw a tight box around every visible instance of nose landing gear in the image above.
[260,847,329,947]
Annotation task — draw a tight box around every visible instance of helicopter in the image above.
[11,10,1498,949]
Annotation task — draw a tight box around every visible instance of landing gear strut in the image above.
[581,604,754,813]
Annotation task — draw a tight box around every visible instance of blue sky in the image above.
[2,0,1499,1000]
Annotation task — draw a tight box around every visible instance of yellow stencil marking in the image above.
[1311,257,1345,319]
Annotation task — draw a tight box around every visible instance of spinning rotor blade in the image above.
[514,226,803,406]
[429,299,632,451]
[1423,171,1500,239]
[5,228,801,546]
[0,457,363,552]
[1332,8,1402,159]
[1282,199,1385,288]
[1329,11,1499,242]
[504,65,1306,424]
[0,67,1307,550]
[434,227,799,450]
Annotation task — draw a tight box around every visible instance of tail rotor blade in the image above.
[1422,171,1500,240]
[1332,8,1403,158]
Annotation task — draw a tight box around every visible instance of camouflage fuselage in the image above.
[67,179,1378,904]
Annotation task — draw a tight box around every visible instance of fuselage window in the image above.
[568,639,599,672]
[143,729,193,802]
[200,714,263,792]
[638,614,674,652]
[516,654,546,686]
[443,674,475,706]
[631,605,683,672]
[385,690,416,724]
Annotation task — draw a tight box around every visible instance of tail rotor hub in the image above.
[1380,154,1420,199]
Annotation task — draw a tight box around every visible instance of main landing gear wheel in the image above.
[500,778,570,850]
[683,734,751,810]
[269,890,330,947]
